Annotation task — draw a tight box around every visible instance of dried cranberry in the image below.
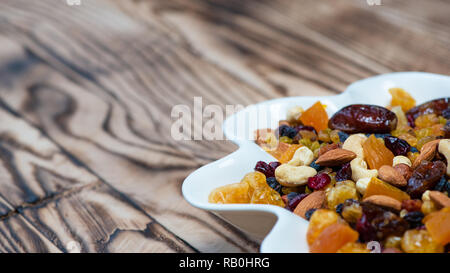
[305,208,317,221]
[383,136,411,156]
[255,161,280,178]
[254,161,272,177]
[266,177,282,194]
[278,125,297,138]
[403,211,424,229]
[307,173,331,190]
[356,214,376,242]
[335,162,352,182]
[406,161,447,198]
[406,98,449,126]
[268,161,281,170]
[329,104,398,134]
[285,193,308,212]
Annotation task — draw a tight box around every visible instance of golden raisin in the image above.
[401,229,444,253]
[389,88,416,112]
[414,114,439,129]
[326,180,359,210]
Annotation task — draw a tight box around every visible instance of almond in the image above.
[315,148,356,167]
[318,143,339,158]
[393,163,413,181]
[412,139,440,169]
[429,191,450,208]
[378,165,407,187]
[363,195,402,212]
[293,190,326,219]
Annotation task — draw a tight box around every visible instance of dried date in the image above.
[406,161,447,199]
[329,104,397,134]
[406,97,449,127]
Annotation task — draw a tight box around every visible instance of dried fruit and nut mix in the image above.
[209,88,450,253]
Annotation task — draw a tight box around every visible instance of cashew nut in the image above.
[356,177,371,195]
[438,139,450,176]
[342,134,367,159]
[350,157,378,182]
[286,106,304,123]
[288,146,314,166]
[392,155,412,167]
[275,164,317,187]
[422,190,431,202]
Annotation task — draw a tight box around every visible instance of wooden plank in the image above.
[0,0,260,252]
[0,106,195,252]
[21,183,194,253]
[122,0,449,94]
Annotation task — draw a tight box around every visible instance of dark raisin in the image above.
[305,208,317,221]
[384,136,411,156]
[406,98,450,126]
[403,211,424,229]
[266,177,282,194]
[434,176,448,192]
[375,133,391,139]
[442,108,450,119]
[278,125,297,138]
[309,160,322,171]
[443,121,450,138]
[335,162,352,182]
[285,193,308,212]
[406,161,447,198]
[329,104,398,134]
[335,203,344,215]
[410,147,419,153]
[338,131,349,143]
[307,173,331,190]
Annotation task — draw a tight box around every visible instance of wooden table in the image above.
[0,0,448,253]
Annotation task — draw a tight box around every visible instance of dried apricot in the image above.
[306,209,340,245]
[299,101,329,132]
[423,207,450,245]
[309,222,359,253]
[336,242,370,253]
[363,177,410,202]
[362,134,394,169]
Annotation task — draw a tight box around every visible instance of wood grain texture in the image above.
[0,0,448,252]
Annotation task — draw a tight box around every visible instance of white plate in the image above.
[182,72,450,253]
